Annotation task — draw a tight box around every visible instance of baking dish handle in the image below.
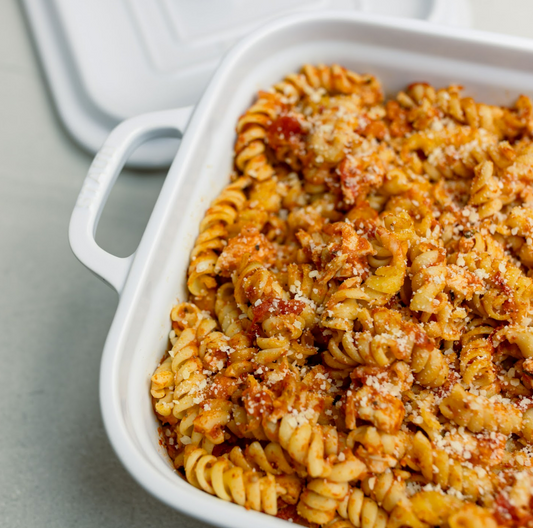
[69,106,193,294]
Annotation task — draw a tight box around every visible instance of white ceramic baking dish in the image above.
[69,11,533,528]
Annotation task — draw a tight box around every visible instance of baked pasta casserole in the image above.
[150,64,533,528]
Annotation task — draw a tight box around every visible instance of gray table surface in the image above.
[1,0,532,526]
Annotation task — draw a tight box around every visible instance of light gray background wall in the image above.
[1,1,532,526]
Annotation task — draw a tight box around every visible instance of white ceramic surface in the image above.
[69,11,533,528]
[22,0,470,168]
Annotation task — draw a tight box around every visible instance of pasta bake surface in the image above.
[151,64,533,528]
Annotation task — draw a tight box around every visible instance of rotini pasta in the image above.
[152,64,533,528]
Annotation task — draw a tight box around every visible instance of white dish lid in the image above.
[22,0,470,168]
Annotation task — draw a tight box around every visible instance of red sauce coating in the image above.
[251,297,306,324]
[266,114,306,153]
[493,492,533,527]
[386,100,412,137]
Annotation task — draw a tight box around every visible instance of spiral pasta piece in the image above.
[297,479,351,525]
[215,282,246,337]
[439,384,522,435]
[176,405,215,455]
[494,325,533,360]
[274,63,382,104]
[321,291,370,332]
[411,346,450,389]
[323,330,367,374]
[448,504,498,528]
[287,263,330,307]
[468,161,502,219]
[235,92,280,181]
[273,415,367,481]
[347,427,408,468]
[345,385,405,434]
[360,470,409,513]
[362,227,407,304]
[227,403,269,441]
[229,442,296,476]
[459,335,497,393]
[458,234,533,324]
[409,244,447,315]
[337,488,388,528]
[407,431,493,501]
[168,327,207,420]
[183,446,283,515]
[187,181,248,298]
[388,491,463,528]
[153,307,217,420]
[233,259,287,315]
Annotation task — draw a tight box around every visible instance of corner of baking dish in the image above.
[93,10,533,528]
